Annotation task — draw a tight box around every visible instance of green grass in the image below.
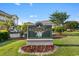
[47,46,79,56]
[53,36,79,45]
[0,40,17,47]
[63,31,79,36]
[0,40,29,56]
[47,36,79,56]
[0,39,37,56]
[47,31,79,56]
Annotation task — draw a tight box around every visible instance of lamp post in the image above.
[27,25,28,40]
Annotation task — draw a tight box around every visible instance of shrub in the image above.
[0,30,8,32]
[0,30,10,42]
[52,26,65,34]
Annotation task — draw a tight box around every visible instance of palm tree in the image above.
[49,11,69,26]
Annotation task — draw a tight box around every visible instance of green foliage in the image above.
[0,19,17,31]
[20,22,33,37]
[5,19,15,30]
[52,26,65,33]
[0,30,8,32]
[0,31,10,42]
[49,11,69,26]
[0,21,7,30]
[0,21,5,26]
[64,21,79,31]
[21,23,27,32]
[21,22,33,33]
[16,25,21,31]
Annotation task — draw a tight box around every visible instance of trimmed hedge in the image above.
[0,31,10,42]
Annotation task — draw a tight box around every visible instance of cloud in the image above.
[18,20,23,25]
[15,3,21,6]
[14,3,33,6]
[29,15,37,18]
[29,3,32,6]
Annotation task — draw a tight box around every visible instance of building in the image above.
[38,20,55,28]
[0,10,18,30]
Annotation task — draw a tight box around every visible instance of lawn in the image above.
[0,39,37,56]
[47,36,79,56]
[53,36,79,45]
[0,33,79,56]
[63,31,79,36]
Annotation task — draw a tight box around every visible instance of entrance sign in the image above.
[27,22,53,45]
[28,22,52,39]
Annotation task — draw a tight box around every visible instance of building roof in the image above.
[38,20,54,26]
[0,10,12,17]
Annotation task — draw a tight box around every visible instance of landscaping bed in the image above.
[20,45,54,53]
[52,33,64,39]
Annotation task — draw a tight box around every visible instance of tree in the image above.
[5,19,14,31]
[0,21,5,25]
[20,22,33,37]
[52,26,65,35]
[5,15,18,31]
[49,11,69,26]
[16,25,21,31]
[0,21,7,30]
[21,22,33,33]
[64,21,79,31]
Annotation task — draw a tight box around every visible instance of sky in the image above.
[0,3,79,24]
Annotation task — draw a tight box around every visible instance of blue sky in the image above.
[0,3,79,24]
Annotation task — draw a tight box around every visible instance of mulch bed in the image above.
[13,38,26,40]
[52,34,64,39]
[21,45,54,53]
